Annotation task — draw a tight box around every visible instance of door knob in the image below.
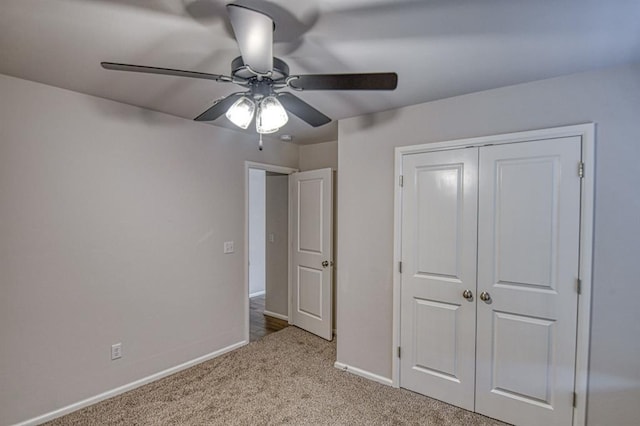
[480,291,491,302]
[322,260,329,268]
[462,289,473,300]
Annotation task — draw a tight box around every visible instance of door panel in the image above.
[416,165,463,277]
[494,158,558,289]
[400,148,478,411]
[290,168,333,340]
[413,298,460,379]
[298,179,323,253]
[298,266,323,319]
[475,137,581,426]
[492,312,555,405]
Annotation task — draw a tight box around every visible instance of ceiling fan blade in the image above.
[277,93,331,127]
[194,93,244,122]
[101,62,228,82]
[227,4,273,75]
[288,72,398,91]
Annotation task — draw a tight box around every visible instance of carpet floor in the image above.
[46,327,509,425]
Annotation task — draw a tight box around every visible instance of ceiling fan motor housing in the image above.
[231,56,289,81]
[250,80,274,100]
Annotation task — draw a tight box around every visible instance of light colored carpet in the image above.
[46,327,509,425]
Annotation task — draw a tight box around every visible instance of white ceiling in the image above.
[1,0,639,144]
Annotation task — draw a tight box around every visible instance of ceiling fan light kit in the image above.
[256,96,288,134]
[225,93,288,134]
[100,2,398,149]
[225,96,255,129]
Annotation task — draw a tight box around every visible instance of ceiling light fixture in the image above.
[256,96,288,134]
[225,96,255,129]
[224,94,288,135]
[224,93,290,150]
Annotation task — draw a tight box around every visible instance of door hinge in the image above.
[399,261,403,273]
[573,392,577,407]
[578,162,585,178]
[399,175,404,187]
[397,346,401,358]
[576,278,582,295]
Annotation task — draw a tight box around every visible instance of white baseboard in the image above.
[263,310,288,321]
[334,361,393,386]
[16,340,248,426]
[249,290,266,298]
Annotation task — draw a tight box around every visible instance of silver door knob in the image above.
[322,260,329,268]
[480,291,491,302]
[462,289,473,300]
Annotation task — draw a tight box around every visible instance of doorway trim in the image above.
[244,161,298,343]
[392,123,595,426]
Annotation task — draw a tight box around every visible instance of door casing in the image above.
[392,123,595,426]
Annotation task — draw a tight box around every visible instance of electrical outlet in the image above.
[223,241,234,254]
[111,343,122,360]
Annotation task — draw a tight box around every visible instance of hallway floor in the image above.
[249,294,289,342]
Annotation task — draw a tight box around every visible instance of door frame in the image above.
[244,161,298,343]
[392,123,595,426]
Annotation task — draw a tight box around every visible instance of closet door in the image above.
[475,137,582,426]
[400,148,478,410]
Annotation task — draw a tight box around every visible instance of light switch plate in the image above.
[223,241,234,254]
[111,343,122,360]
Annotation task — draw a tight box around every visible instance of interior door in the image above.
[400,148,479,410]
[290,168,333,340]
[475,137,582,426]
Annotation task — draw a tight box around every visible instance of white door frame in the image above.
[392,123,595,426]
[244,161,298,343]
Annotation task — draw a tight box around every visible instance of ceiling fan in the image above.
[101,3,398,149]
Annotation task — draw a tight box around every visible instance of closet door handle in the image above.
[480,291,491,302]
[462,289,473,300]
[322,260,329,268]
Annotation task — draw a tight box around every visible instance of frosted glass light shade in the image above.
[225,96,255,129]
[256,96,288,134]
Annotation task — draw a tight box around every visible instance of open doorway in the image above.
[246,163,296,342]
[245,162,334,343]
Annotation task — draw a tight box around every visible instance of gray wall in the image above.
[336,64,640,425]
[299,141,338,171]
[265,174,289,317]
[0,74,299,425]
[249,168,266,296]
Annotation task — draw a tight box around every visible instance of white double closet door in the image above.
[400,137,581,426]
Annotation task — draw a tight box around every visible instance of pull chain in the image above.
[258,133,263,151]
